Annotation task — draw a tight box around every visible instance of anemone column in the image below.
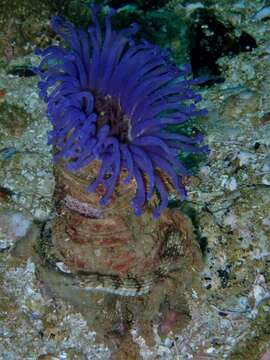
[44,161,192,296]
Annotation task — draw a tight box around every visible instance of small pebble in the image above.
[252,6,270,22]
[262,174,270,185]
[0,211,32,251]
[0,147,17,160]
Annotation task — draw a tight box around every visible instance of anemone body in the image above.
[36,5,208,217]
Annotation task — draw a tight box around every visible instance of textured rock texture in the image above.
[0,0,270,359]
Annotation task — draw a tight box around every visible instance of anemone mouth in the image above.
[93,91,131,144]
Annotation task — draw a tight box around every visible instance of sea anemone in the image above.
[35,5,208,217]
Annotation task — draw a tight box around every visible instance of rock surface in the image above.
[0,0,270,359]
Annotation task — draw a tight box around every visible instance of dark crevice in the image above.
[106,0,168,11]
[174,202,209,257]
[8,66,36,77]
[189,9,257,86]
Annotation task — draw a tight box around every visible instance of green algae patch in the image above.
[0,102,32,140]
[0,0,52,61]
[230,302,270,360]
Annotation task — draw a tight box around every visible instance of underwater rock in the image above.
[1,0,270,358]
[189,8,257,84]
[0,0,54,61]
[0,210,33,251]
[0,102,32,140]
[252,6,270,22]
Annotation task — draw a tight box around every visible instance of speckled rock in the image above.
[0,0,270,359]
[0,0,54,62]
[0,210,34,251]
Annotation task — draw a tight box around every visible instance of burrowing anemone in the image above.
[35,5,208,217]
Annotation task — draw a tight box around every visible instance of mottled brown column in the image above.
[41,160,201,297]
